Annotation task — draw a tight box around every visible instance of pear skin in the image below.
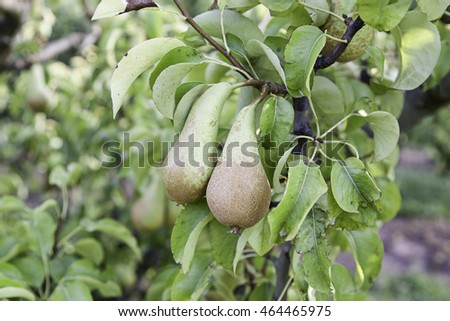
[206,101,271,228]
[162,82,233,204]
[26,64,51,112]
[131,171,165,231]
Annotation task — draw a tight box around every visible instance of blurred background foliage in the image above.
[0,0,449,300]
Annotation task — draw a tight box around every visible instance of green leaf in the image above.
[25,211,56,257]
[260,0,295,12]
[364,46,385,79]
[73,238,105,266]
[378,90,404,118]
[153,62,205,119]
[259,96,294,145]
[0,262,25,281]
[226,0,260,8]
[330,158,381,213]
[92,0,126,20]
[184,10,264,46]
[111,38,184,118]
[0,236,26,262]
[171,201,213,273]
[303,0,330,27]
[66,275,121,298]
[146,266,179,300]
[0,287,35,301]
[330,263,356,300]
[149,47,205,89]
[269,161,328,242]
[428,39,450,88]
[233,229,252,273]
[311,76,345,114]
[417,0,450,20]
[84,218,140,258]
[377,178,401,221]
[285,26,326,96]
[173,84,207,133]
[357,0,411,31]
[249,282,275,300]
[0,196,27,213]
[344,229,384,291]
[272,145,296,194]
[246,40,286,85]
[13,256,45,288]
[171,253,214,300]
[367,111,400,162]
[248,215,273,256]
[295,210,331,294]
[209,219,240,270]
[49,165,69,189]
[49,281,93,301]
[391,11,441,90]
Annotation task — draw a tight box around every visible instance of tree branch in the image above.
[314,16,365,70]
[0,25,101,71]
[124,0,158,13]
[292,97,319,154]
[172,0,250,79]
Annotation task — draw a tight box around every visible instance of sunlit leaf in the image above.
[111,38,184,118]
[269,161,328,242]
[357,0,410,31]
[285,26,326,96]
[391,11,441,90]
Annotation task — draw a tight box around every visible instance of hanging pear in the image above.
[162,82,233,204]
[131,170,165,232]
[25,64,52,112]
[206,100,271,229]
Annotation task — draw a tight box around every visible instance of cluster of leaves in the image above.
[0,0,188,300]
[95,0,450,300]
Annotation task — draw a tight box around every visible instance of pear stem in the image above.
[173,0,251,79]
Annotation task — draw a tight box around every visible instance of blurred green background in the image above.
[1,0,449,300]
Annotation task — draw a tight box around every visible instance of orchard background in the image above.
[0,0,450,301]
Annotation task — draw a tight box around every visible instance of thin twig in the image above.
[172,0,250,79]
[125,0,158,12]
[1,26,101,71]
[314,16,365,70]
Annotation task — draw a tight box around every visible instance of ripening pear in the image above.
[131,170,165,232]
[25,64,52,112]
[206,100,271,229]
[162,82,233,204]
[321,0,374,62]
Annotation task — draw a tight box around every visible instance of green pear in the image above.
[131,170,165,232]
[162,82,233,204]
[25,64,52,112]
[321,0,374,62]
[206,100,272,229]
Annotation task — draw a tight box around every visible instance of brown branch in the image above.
[314,16,365,70]
[1,25,101,71]
[124,0,158,12]
[173,0,250,79]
